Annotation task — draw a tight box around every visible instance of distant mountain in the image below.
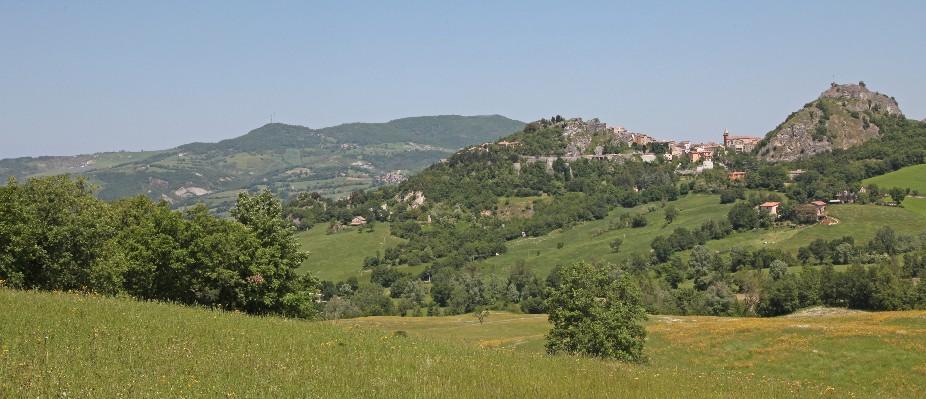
[756,82,904,161]
[0,115,524,212]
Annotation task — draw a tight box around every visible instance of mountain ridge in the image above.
[0,115,525,211]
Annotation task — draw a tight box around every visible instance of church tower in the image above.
[722,128,729,147]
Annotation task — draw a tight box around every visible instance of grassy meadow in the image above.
[3,289,923,398]
[346,309,926,398]
[863,164,926,194]
[902,197,926,218]
[296,223,406,281]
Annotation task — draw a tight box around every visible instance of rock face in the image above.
[757,83,903,162]
[820,83,902,116]
[558,118,643,157]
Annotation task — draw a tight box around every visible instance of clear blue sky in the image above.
[2,1,925,158]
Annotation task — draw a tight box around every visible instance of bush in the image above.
[630,214,648,228]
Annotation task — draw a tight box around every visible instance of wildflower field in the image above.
[3,289,924,398]
[348,309,926,398]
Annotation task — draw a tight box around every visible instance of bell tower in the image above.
[722,128,729,147]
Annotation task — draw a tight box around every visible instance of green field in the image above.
[863,164,926,194]
[296,223,408,281]
[3,289,923,398]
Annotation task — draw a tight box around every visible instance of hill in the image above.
[4,288,908,398]
[757,82,904,161]
[0,115,524,212]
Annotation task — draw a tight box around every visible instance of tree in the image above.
[808,238,832,264]
[474,308,490,324]
[757,275,801,316]
[352,284,395,316]
[869,226,898,255]
[232,190,316,317]
[719,190,738,204]
[650,236,673,263]
[833,243,855,265]
[888,187,909,204]
[545,262,647,362]
[610,238,623,253]
[768,260,789,281]
[630,214,648,228]
[664,205,679,224]
[797,247,812,265]
[727,202,759,230]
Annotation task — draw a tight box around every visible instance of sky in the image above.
[1,0,925,159]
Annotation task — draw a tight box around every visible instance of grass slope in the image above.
[703,204,926,253]
[296,223,405,281]
[903,197,926,218]
[479,194,732,277]
[863,164,926,194]
[348,310,926,398]
[2,289,816,398]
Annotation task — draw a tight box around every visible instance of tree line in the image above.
[0,175,318,318]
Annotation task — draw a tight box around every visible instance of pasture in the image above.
[295,222,406,281]
[863,164,926,194]
[0,289,826,398]
[348,309,926,398]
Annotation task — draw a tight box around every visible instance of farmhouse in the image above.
[758,201,781,217]
[350,216,367,226]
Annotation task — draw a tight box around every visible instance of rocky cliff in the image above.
[757,82,903,161]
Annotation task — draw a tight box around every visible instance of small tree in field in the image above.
[888,187,909,204]
[664,205,679,224]
[474,308,490,324]
[610,238,623,253]
[545,261,647,362]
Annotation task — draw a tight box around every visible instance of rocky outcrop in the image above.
[820,83,902,116]
[757,83,903,162]
[559,118,639,157]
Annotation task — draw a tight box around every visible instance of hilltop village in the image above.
[464,117,767,180]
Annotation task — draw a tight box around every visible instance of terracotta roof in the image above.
[759,202,781,207]
[811,200,827,206]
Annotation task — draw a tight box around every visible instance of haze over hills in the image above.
[0,115,524,212]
